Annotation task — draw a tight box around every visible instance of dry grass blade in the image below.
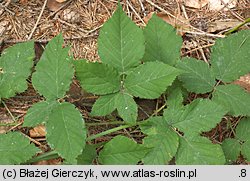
[27,0,48,40]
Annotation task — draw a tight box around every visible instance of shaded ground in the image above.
[0,0,250,164]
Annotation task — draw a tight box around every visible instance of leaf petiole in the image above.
[225,18,250,35]
[26,123,139,164]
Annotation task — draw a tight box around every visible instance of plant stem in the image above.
[152,103,167,116]
[225,18,250,35]
[86,121,126,127]
[25,151,59,164]
[86,124,135,141]
[26,123,138,164]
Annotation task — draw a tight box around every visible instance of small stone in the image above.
[61,9,80,23]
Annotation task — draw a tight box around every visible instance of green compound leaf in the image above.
[164,85,184,123]
[236,118,250,141]
[74,61,120,95]
[242,141,250,162]
[211,30,250,82]
[143,14,182,66]
[77,144,97,165]
[177,57,216,93]
[212,84,250,116]
[0,132,39,164]
[222,138,241,163]
[23,101,58,127]
[165,99,226,136]
[46,102,86,164]
[236,118,250,161]
[32,34,74,100]
[98,135,150,165]
[125,62,181,99]
[98,5,145,73]
[115,92,137,123]
[0,41,34,99]
[176,136,225,165]
[140,117,179,164]
[221,118,250,162]
[91,93,118,116]
[163,107,185,126]
[167,81,184,109]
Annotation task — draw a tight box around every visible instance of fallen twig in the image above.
[28,0,48,40]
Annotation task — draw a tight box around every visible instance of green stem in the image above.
[86,121,126,127]
[86,124,134,141]
[26,123,138,164]
[24,151,59,164]
[225,18,250,35]
[152,103,167,116]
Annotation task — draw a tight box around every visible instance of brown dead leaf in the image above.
[184,0,209,9]
[47,0,66,11]
[233,73,250,92]
[207,19,241,32]
[143,12,153,24]
[29,125,46,138]
[144,12,190,36]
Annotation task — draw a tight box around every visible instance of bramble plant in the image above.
[0,41,34,100]
[0,35,86,164]
[0,4,250,165]
[73,5,181,124]
[0,41,39,164]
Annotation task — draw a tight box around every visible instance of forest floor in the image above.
[0,0,250,164]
